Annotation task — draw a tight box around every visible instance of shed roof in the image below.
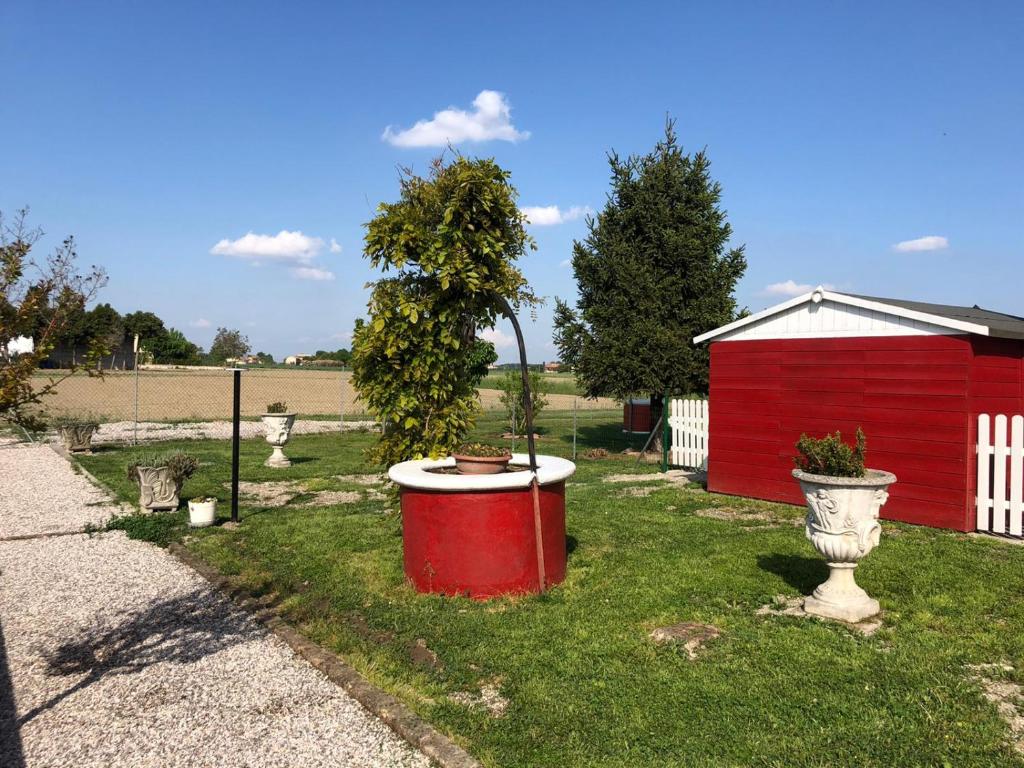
[693,287,1024,344]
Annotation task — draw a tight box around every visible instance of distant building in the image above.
[284,354,312,366]
[544,361,563,372]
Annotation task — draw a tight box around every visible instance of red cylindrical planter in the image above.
[401,483,566,598]
[623,398,654,433]
[389,454,576,599]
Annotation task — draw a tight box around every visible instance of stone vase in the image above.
[58,423,98,453]
[261,413,296,468]
[792,468,897,623]
[136,466,181,511]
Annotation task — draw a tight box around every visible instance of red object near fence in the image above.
[695,289,1024,531]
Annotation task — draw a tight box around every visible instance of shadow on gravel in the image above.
[0,620,26,768]
[19,588,260,727]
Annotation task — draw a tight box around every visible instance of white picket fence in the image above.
[976,413,1024,538]
[668,397,709,470]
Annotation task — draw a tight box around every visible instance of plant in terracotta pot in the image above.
[53,414,100,453]
[792,428,896,623]
[261,401,296,467]
[126,451,200,511]
[452,442,512,474]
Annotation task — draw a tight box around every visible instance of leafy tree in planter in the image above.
[352,156,538,464]
[553,120,747,412]
[0,209,107,430]
[208,327,250,362]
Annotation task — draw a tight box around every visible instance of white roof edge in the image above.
[693,286,992,344]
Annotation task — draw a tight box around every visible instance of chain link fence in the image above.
[19,365,628,451]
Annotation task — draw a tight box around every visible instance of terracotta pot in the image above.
[451,453,512,475]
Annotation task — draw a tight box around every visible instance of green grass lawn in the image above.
[479,371,583,396]
[77,412,1024,767]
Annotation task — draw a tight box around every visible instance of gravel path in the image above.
[0,445,120,539]
[0,446,430,768]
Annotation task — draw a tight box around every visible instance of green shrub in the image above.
[266,401,288,414]
[498,370,549,435]
[125,451,200,484]
[794,428,866,478]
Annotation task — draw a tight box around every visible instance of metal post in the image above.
[133,334,140,446]
[661,390,670,473]
[572,396,578,461]
[494,297,544,592]
[231,369,241,524]
[339,370,345,427]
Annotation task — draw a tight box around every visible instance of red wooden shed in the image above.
[693,287,1024,531]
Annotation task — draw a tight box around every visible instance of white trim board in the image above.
[694,287,990,344]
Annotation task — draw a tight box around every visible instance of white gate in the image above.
[668,398,709,470]
[976,413,1024,538]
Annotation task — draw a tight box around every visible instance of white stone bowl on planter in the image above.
[792,468,897,623]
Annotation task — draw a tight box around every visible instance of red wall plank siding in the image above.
[965,337,1024,528]
[707,334,978,531]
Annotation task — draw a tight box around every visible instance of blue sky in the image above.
[2,1,1022,361]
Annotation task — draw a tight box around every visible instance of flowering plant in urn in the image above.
[792,428,896,623]
[261,401,296,468]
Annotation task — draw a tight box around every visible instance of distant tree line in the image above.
[40,302,282,368]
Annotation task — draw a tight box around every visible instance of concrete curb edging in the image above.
[167,543,483,768]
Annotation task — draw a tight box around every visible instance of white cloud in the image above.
[291,266,335,281]
[892,235,949,252]
[762,280,836,298]
[521,205,592,227]
[559,258,571,268]
[189,318,212,328]
[329,238,342,254]
[382,90,530,148]
[479,327,515,349]
[210,230,325,263]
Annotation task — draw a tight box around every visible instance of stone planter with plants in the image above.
[261,401,296,468]
[127,451,200,511]
[54,415,100,453]
[451,442,513,475]
[792,428,896,623]
[187,496,217,528]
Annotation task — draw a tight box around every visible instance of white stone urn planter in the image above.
[792,468,897,623]
[188,497,217,528]
[135,466,182,511]
[58,423,99,453]
[261,413,296,467]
